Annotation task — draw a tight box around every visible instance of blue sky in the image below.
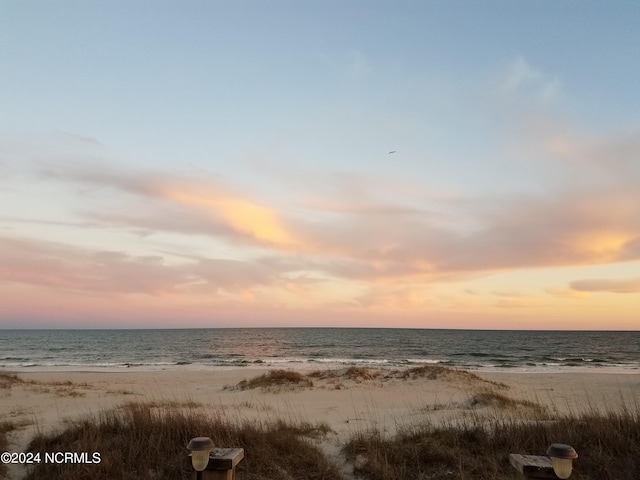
[1,1,639,329]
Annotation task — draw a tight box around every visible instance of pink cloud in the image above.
[0,235,294,298]
[0,236,190,295]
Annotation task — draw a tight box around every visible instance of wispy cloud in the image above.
[492,298,536,309]
[160,184,300,248]
[0,236,188,295]
[38,165,305,250]
[354,283,431,310]
[56,130,104,147]
[570,277,640,294]
[545,287,589,300]
[499,56,561,103]
[0,235,311,300]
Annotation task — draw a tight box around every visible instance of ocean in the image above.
[0,328,638,373]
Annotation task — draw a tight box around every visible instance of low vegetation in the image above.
[0,372,22,389]
[24,401,341,480]
[228,365,506,392]
[344,403,640,480]
[0,371,89,397]
[0,421,17,479]
[462,391,549,417]
[19,398,640,480]
[305,366,383,389]
[229,369,314,391]
[391,365,507,388]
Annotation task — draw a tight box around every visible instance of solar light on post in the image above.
[509,443,578,479]
[546,444,578,479]
[186,437,244,480]
[187,437,214,480]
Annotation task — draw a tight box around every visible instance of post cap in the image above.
[187,437,214,452]
[546,443,578,460]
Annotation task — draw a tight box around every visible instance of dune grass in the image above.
[19,398,640,480]
[0,421,16,479]
[344,402,640,480]
[0,372,22,389]
[0,371,89,397]
[229,369,315,391]
[24,401,341,480]
[228,365,506,392]
[461,391,550,417]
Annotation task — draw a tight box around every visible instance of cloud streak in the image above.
[39,165,305,250]
[0,235,293,298]
[570,277,640,294]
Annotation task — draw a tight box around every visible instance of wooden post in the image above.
[509,454,557,479]
[189,448,244,480]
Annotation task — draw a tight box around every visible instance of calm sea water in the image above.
[0,328,639,373]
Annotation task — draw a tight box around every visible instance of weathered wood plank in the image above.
[509,454,557,479]
[188,448,245,480]
[205,448,244,471]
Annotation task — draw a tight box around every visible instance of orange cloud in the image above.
[162,186,300,248]
[573,231,633,262]
[43,166,306,251]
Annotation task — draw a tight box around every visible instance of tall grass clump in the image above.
[0,371,88,397]
[0,421,16,479]
[345,403,640,480]
[229,369,314,391]
[0,372,23,389]
[25,401,343,480]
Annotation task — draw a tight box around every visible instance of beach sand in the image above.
[2,367,639,479]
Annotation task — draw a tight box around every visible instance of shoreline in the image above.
[3,362,640,375]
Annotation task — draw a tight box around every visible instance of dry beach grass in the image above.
[344,402,640,479]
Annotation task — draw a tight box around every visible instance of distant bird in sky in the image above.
[388,150,396,154]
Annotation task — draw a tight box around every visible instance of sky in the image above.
[1,1,639,329]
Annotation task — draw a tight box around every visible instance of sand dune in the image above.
[1,366,638,479]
